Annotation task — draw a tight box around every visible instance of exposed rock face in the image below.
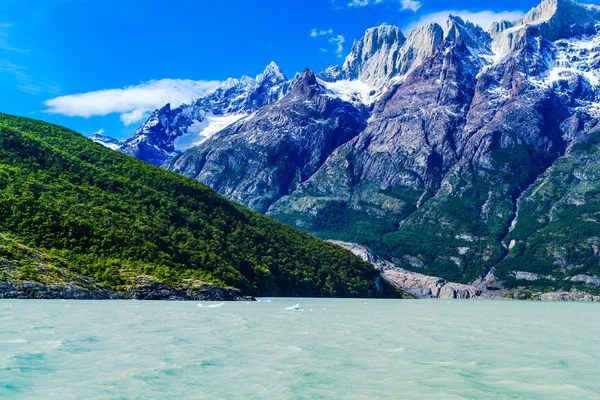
[570,275,600,286]
[342,23,448,86]
[343,25,407,86]
[0,278,253,301]
[537,291,600,302]
[165,69,368,212]
[0,280,124,300]
[330,241,481,299]
[118,62,292,166]
[123,277,253,301]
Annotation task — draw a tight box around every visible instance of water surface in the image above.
[1,299,599,399]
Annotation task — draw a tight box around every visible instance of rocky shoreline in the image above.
[0,277,254,301]
[332,241,600,302]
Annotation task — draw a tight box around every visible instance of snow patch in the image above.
[317,78,378,105]
[174,113,247,151]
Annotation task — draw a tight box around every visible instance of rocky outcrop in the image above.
[0,280,124,300]
[0,278,253,301]
[537,291,600,302]
[123,277,253,301]
[330,241,481,299]
[342,23,447,86]
[343,25,407,86]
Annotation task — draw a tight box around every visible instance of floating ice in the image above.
[284,303,304,311]
[198,303,224,308]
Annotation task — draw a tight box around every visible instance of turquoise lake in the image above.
[1,299,599,399]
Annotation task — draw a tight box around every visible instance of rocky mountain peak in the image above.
[394,22,444,76]
[492,0,600,53]
[443,14,492,55]
[292,69,322,98]
[342,24,407,86]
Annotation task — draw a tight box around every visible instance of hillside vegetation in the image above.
[0,113,386,298]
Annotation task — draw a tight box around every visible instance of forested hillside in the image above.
[0,113,387,298]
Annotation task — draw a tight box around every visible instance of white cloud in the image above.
[347,0,420,12]
[405,10,525,31]
[330,35,346,57]
[311,28,334,37]
[310,28,346,57]
[400,0,421,12]
[348,0,383,7]
[44,79,221,126]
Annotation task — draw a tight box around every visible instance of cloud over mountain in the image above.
[44,79,221,126]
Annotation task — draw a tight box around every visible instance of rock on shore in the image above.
[330,241,481,299]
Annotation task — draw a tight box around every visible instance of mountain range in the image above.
[91,0,600,299]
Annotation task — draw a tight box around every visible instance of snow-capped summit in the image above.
[257,61,287,85]
[118,62,293,166]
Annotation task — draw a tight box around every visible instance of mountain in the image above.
[0,113,392,299]
[89,130,124,151]
[165,69,368,213]
[118,62,293,166]
[155,0,600,298]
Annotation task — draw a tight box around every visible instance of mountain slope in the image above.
[269,2,600,288]
[0,113,388,298]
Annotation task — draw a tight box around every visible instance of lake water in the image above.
[1,299,599,399]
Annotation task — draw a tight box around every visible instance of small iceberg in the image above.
[198,302,224,308]
[284,303,304,311]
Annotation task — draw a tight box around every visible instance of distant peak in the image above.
[447,14,466,25]
[257,61,287,85]
[158,103,172,113]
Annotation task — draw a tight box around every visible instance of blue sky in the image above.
[0,0,590,139]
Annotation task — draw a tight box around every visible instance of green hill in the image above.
[0,113,388,299]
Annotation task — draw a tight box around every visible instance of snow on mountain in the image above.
[89,129,124,151]
[118,62,292,165]
[317,78,379,106]
[173,113,249,151]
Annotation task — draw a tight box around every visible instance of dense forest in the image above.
[0,113,390,298]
